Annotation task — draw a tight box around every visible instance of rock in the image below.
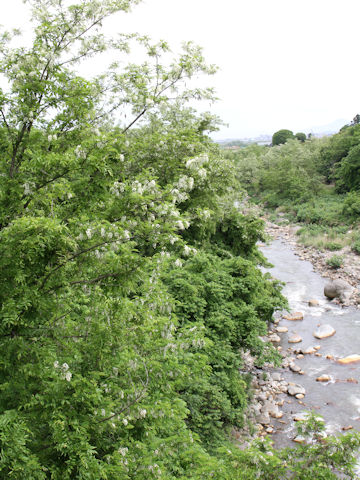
[295,393,305,399]
[342,425,353,431]
[256,412,270,425]
[313,324,336,339]
[293,412,309,422]
[346,377,358,384]
[308,299,319,307]
[290,363,301,373]
[314,345,321,351]
[287,384,306,396]
[324,279,353,303]
[288,334,302,344]
[283,312,304,321]
[326,354,334,360]
[297,354,304,359]
[272,372,282,382]
[337,354,360,365]
[293,435,306,444]
[269,333,281,343]
[266,426,274,434]
[276,326,288,333]
[302,346,316,355]
[316,374,331,382]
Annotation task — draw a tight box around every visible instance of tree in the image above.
[272,129,294,145]
[1,1,360,478]
[295,132,306,142]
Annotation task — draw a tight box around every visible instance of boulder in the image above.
[289,363,301,373]
[302,346,316,355]
[283,312,303,321]
[337,354,360,365]
[269,333,281,343]
[287,384,306,396]
[276,326,288,333]
[324,279,353,303]
[313,324,336,339]
[308,299,319,307]
[288,334,302,344]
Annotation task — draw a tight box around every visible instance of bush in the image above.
[352,241,360,254]
[326,255,344,269]
[324,241,343,251]
[342,190,360,219]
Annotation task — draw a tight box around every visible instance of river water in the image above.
[259,239,360,447]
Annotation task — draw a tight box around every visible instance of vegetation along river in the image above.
[259,238,360,449]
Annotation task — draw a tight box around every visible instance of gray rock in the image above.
[324,279,353,303]
[287,384,306,396]
[313,324,336,339]
[256,412,270,425]
[288,334,302,344]
[272,372,282,382]
[290,363,301,373]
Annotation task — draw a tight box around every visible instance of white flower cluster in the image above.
[183,245,197,256]
[74,145,86,159]
[54,361,72,382]
[185,154,208,180]
[176,175,194,192]
[175,219,190,231]
[22,182,35,196]
[47,134,57,142]
[118,447,128,457]
[131,179,157,195]
[192,338,206,348]
[199,209,211,220]
[110,181,125,197]
[171,188,188,204]
[186,154,208,170]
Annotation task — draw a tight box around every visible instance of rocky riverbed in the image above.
[234,226,360,451]
[264,220,360,307]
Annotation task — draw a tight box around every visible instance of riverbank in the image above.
[263,219,360,308]
[235,228,360,449]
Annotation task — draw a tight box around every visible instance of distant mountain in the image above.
[305,118,348,135]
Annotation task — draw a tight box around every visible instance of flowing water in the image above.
[259,239,360,448]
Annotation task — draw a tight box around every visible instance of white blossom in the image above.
[54,361,59,368]
[65,371,72,382]
[62,363,69,372]
[174,259,183,267]
[139,409,147,418]
[118,447,128,456]
[122,418,128,426]
[86,228,92,239]
[175,220,185,230]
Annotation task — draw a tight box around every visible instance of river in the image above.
[259,238,360,448]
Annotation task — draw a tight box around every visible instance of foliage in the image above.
[162,250,285,447]
[342,190,360,219]
[295,132,306,142]
[1,1,360,478]
[336,143,360,191]
[272,129,294,145]
[318,123,360,184]
[326,254,344,269]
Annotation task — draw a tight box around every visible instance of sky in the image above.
[2,0,360,139]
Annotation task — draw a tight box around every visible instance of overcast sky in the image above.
[2,0,360,139]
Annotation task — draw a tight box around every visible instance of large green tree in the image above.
[0,1,360,479]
